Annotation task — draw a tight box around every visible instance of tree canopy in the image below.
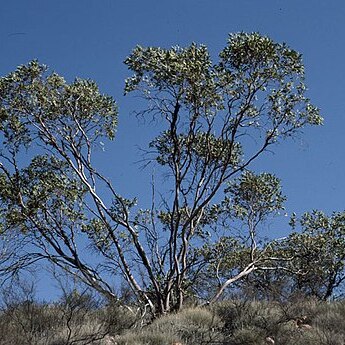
[0,33,324,316]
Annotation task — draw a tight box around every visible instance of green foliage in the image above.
[0,60,119,303]
[125,32,321,175]
[0,32,323,315]
[190,171,287,301]
[225,171,286,219]
[0,155,85,233]
[0,60,118,144]
[124,43,219,109]
[266,211,345,300]
[219,32,322,130]
[125,34,321,309]
[149,131,243,168]
[0,60,117,237]
[235,210,345,302]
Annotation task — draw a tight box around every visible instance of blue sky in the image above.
[1,0,344,298]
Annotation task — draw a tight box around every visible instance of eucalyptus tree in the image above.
[0,33,322,315]
[232,211,345,301]
[190,171,287,302]
[282,211,345,300]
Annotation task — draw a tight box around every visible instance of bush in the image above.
[230,326,267,345]
[1,296,345,344]
[0,289,111,345]
[118,307,223,345]
[214,300,284,339]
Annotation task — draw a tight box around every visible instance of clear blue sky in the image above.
[1,0,344,299]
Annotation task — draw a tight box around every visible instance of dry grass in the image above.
[1,296,345,344]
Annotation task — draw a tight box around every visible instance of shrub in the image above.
[117,307,223,345]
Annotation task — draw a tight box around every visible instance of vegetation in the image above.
[1,289,345,345]
[1,30,344,344]
[0,31,329,319]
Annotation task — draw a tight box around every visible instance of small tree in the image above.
[191,171,287,302]
[284,211,345,300]
[0,33,322,316]
[235,211,345,301]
